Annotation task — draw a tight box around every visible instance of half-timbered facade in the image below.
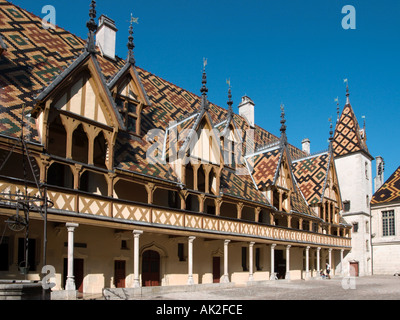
[0,0,352,297]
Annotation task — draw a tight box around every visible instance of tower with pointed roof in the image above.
[333,82,374,276]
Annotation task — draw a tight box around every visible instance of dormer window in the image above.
[115,95,139,135]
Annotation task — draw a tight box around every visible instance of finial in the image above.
[334,97,340,122]
[344,78,350,105]
[227,78,233,113]
[86,0,98,53]
[200,58,209,110]
[127,13,139,65]
[329,117,333,142]
[280,103,287,135]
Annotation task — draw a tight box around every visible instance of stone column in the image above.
[340,249,344,276]
[328,248,333,278]
[270,244,276,280]
[223,240,230,283]
[65,223,79,291]
[316,247,321,279]
[248,242,255,282]
[305,246,310,279]
[285,245,291,280]
[187,236,196,285]
[133,230,143,288]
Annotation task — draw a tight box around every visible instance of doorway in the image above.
[212,257,221,283]
[350,261,359,277]
[142,250,160,287]
[63,258,84,293]
[275,250,286,279]
[114,260,126,288]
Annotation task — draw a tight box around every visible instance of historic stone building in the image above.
[0,0,354,297]
[331,87,374,277]
[370,165,400,275]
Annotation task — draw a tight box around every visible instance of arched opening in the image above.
[0,149,38,182]
[72,124,88,164]
[47,162,73,189]
[185,194,199,212]
[153,188,180,209]
[185,163,194,190]
[48,115,67,158]
[93,131,107,169]
[204,198,215,215]
[208,168,217,195]
[198,166,206,193]
[220,202,236,219]
[258,209,270,224]
[79,170,108,196]
[142,250,160,287]
[114,179,147,204]
[241,206,255,222]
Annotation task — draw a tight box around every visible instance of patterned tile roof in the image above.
[371,166,400,205]
[292,152,330,205]
[333,103,369,158]
[249,147,281,190]
[0,0,317,210]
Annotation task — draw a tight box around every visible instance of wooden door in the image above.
[114,260,126,288]
[213,257,221,283]
[142,250,160,287]
[350,262,359,277]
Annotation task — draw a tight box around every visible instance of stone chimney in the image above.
[96,15,118,60]
[238,96,255,127]
[302,138,310,155]
[374,156,385,191]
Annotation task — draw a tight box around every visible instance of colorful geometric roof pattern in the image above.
[292,152,330,205]
[249,147,281,189]
[333,103,369,158]
[0,0,322,215]
[371,166,400,205]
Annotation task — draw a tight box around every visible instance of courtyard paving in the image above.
[133,275,400,301]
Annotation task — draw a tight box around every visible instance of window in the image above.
[121,240,128,250]
[343,201,351,212]
[382,210,395,237]
[353,222,359,233]
[365,162,369,180]
[178,243,185,262]
[115,96,139,135]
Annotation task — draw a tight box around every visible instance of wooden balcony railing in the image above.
[0,177,351,248]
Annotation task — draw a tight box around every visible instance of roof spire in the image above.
[335,96,340,122]
[227,78,233,114]
[344,78,350,105]
[280,103,287,137]
[85,0,98,53]
[328,117,334,152]
[127,13,138,65]
[200,58,209,111]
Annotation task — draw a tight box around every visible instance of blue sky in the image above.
[11,0,400,187]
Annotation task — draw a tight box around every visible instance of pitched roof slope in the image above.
[333,102,369,158]
[371,166,400,205]
[292,152,330,205]
[0,0,316,209]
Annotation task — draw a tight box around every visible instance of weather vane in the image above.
[130,14,139,25]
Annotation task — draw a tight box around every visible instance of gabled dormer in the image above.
[31,2,123,170]
[219,84,244,169]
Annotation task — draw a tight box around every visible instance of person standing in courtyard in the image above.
[326,263,331,279]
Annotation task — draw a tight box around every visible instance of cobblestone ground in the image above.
[134,275,400,300]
